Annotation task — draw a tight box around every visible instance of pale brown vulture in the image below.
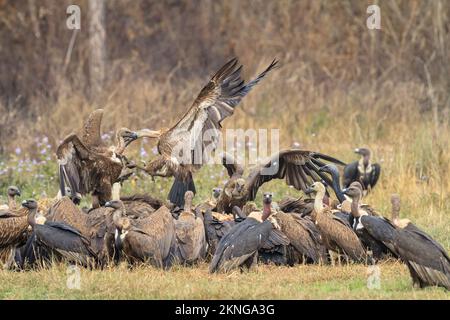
[134,58,279,208]
[56,109,139,207]
[304,182,367,264]
[173,191,207,264]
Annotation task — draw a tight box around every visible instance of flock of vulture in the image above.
[0,58,449,292]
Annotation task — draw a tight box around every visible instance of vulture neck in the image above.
[350,195,362,218]
[262,202,272,221]
[112,206,125,230]
[313,189,326,219]
[27,207,38,227]
[329,170,346,203]
[7,195,16,210]
[112,183,121,201]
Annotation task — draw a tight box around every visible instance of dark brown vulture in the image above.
[209,192,289,273]
[343,147,381,193]
[173,191,207,264]
[23,199,97,268]
[134,58,279,208]
[106,200,178,268]
[390,194,450,290]
[342,183,397,261]
[303,182,367,264]
[215,149,345,213]
[56,109,140,208]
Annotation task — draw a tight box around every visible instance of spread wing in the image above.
[244,149,346,201]
[160,58,278,166]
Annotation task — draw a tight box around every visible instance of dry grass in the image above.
[1,262,448,300]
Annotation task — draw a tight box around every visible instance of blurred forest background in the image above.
[0,0,449,192]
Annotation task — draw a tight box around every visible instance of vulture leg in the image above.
[168,175,196,208]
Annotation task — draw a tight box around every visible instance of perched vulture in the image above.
[216,149,346,213]
[0,186,21,211]
[134,58,279,208]
[304,182,367,264]
[106,200,178,268]
[173,191,207,264]
[343,148,381,193]
[342,183,397,261]
[209,193,289,273]
[56,109,140,207]
[23,199,97,268]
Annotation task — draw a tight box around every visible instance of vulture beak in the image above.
[104,201,113,208]
[263,193,272,204]
[354,148,361,154]
[304,187,315,195]
[123,131,139,146]
[342,188,349,195]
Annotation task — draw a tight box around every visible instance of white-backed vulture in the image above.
[209,192,289,273]
[134,58,279,208]
[343,148,381,193]
[0,186,21,211]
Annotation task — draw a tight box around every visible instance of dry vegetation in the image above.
[0,0,449,299]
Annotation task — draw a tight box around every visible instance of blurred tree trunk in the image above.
[88,0,106,98]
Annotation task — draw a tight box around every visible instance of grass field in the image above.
[1,262,449,300]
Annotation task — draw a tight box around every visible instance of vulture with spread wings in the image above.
[56,109,139,208]
[135,58,279,207]
[215,149,346,213]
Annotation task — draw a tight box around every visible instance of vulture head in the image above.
[354,147,371,164]
[22,199,38,210]
[212,188,222,200]
[342,182,363,201]
[7,186,21,198]
[262,192,273,221]
[305,181,326,196]
[105,200,129,230]
[230,178,246,198]
[115,128,139,154]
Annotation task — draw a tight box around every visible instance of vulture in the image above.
[56,109,140,208]
[303,182,367,264]
[106,200,178,268]
[209,192,289,273]
[23,199,97,268]
[272,208,328,265]
[134,58,279,208]
[389,194,450,290]
[342,183,397,261]
[202,205,248,259]
[0,186,21,211]
[215,149,346,213]
[0,204,29,269]
[343,148,381,193]
[173,191,207,264]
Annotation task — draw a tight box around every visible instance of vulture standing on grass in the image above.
[23,199,97,267]
[134,58,279,208]
[0,204,29,269]
[389,194,450,290]
[343,148,381,193]
[0,186,21,211]
[173,191,207,264]
[56,109,140,208]
[209,192,289,273]
[303,182,367,264]
[216,150,346,214]
[342,183,397,261]
[107,200,178,268]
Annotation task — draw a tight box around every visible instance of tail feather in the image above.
[168,176,196,208]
